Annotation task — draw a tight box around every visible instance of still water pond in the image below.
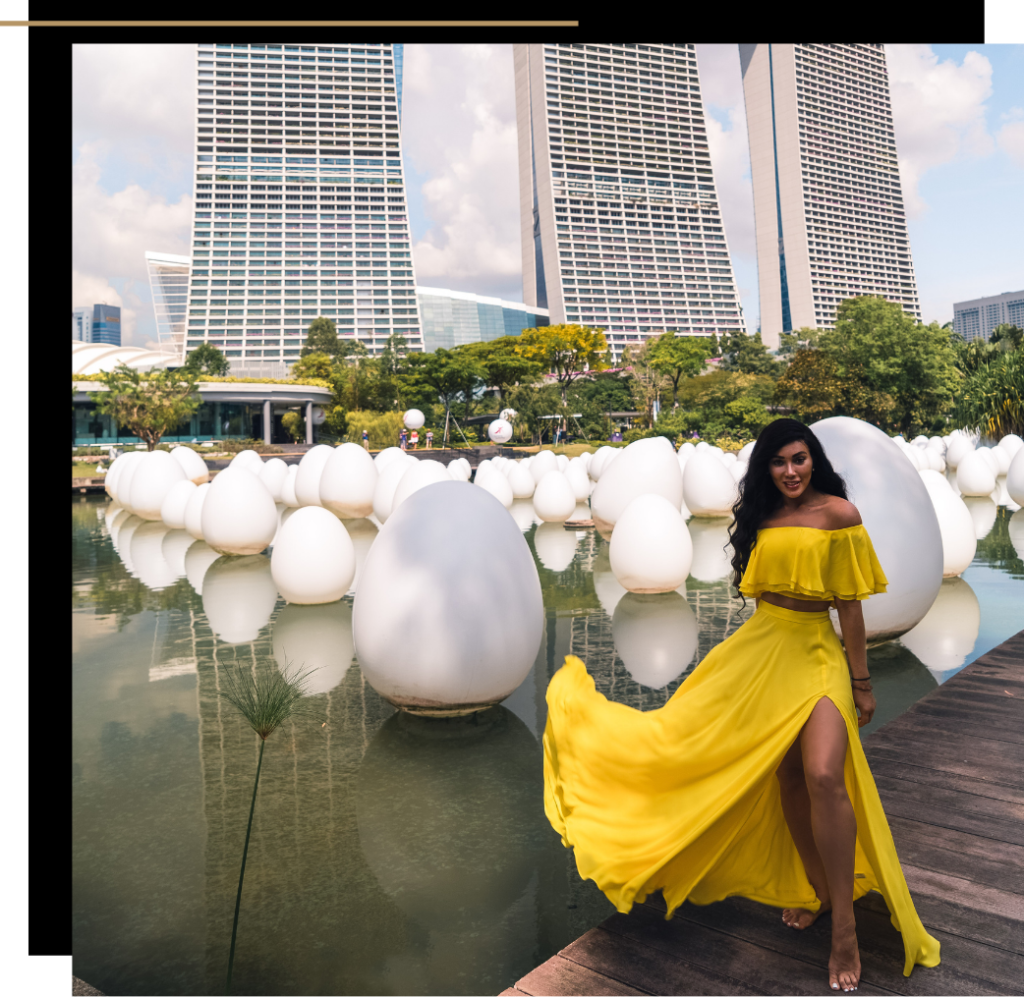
[72,496,1024,996]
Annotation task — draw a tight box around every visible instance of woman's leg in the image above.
[800,697,860,992]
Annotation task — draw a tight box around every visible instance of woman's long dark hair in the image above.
[727,419,848,590]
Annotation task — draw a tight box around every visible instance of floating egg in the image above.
[353,481,543,715]
[999,434,1024,459]
[532,470,577,523]
[1009,508,1024,560]
[170,445,210,485]
[319,442,379,519]
[258,457,289,502]
[184,482,211,541]
[202,554,279,644]
[113,453,145,511]
[160,479,197,530]
[270,506,356,604]
[403,409,425,430]
[183,540,223,595]
[588,446,616,480]
[161,529,196,578]
[529,448,558,483]
[129,451,187,521]
[507,463,536,499]
[613,591,698,689]
[590,437,683,531]
[390,459,452,513]
[738,440,756,462]
[533,521,579,572]
[374,446,406,472]
[129,521,177,590]
[900,577,980,684]
[104,453,129,499]
[564,461,592,500]
[343,517,379,595]
[294,444,334,507]
[610,494,693,593]
[201,466,278,556]
[956,450,997,497]
[962,496,997,539]
[687,518,734,583]
[488,419,513,444]
[476,466,514,509]
[681,450,738,518]
[555,453,570,471]
[1008,447,1024,506]
[373,457,415,522]
[811,416,942,644]
[281,464,300,508]
[944,436,975,469]
[273,601,354,696]
[230,449,264,474]
[918,470,977,577]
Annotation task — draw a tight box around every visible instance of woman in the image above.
[543,419,940,993]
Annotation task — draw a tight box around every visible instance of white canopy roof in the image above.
[72,341,181,377]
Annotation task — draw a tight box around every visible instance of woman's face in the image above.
[770,440,813,499]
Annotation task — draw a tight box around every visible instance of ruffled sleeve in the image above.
[739,525,888,602]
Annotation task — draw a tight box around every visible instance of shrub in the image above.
[344,410,405,449]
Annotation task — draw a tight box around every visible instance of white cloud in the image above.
[997,107,1024,167]
[402,44,522,301]
[887,45,994,216]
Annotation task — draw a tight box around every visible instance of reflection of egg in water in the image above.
[592,544,628,617]
[962,496,998,540]
[613,591,698,689]
[899,576,980,685]
[533,522,579,572]
[129,521,177,590]
[202,554,279,644]
[273,600,354,696]
[183,541,223,596]
[161,529,196,578]
[687,518,734,583]
[1008,508,1024,560]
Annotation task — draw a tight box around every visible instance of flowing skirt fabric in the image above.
[543,600,941,977]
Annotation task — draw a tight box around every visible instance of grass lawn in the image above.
[73,463,102,478]
[506,443,602,458]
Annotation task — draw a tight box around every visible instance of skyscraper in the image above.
[145,251,190,359]
[740,44,920,349]
[514,42,746,363]
[185,42,423,370]
[72,306,93,343]
[953,288,1024,343]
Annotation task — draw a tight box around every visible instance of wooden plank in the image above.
[863,741,1024,788]
[872,772,1024,824]
[896,702,1024,741]
[514,951,650,996]
[866,724,1024,768]
[863,755,1024,806]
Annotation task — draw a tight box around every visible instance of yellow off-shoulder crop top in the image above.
[738,524,888,602]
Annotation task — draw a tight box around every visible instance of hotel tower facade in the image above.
[740,43,920,349]
[514,43,746,362]
[185,42,422,370]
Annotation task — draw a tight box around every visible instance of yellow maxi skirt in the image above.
[543,601,941,977]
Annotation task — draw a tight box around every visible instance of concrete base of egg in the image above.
[270,506,356,604]
[353,481,543,716]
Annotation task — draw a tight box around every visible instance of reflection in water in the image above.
[509,499,539,533]
[272,601,353,695]
[687,518,734,583]
[612,592,698,689]
[130,521,177,591]
[963,496,998,539]
[591,544,627,617]
[900,577,981,684]
[161,529,196,578]
[342,517,379,595]
[184,541,225,596]
[1011,509,1024,561]
[202,555,278,644]
[533,522,580,572]
[115,515,145,576]
[859,641,938,735]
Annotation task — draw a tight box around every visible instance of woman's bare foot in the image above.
[828,917,861,992]
[781,901,830,929]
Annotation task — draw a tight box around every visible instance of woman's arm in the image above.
[834,597,876,728]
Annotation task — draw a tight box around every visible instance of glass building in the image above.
[90,304,122,346]
[513,43,746,363]
[185,42,423,370]
[145,251,191,359]
[953,289,1024,343]
[740,44,920,348]
[416,286,549,352]
[72,306,93,343]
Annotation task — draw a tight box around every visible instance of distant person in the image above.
[362,428,369,451]
[410,429,419,450]
[400,428,408,450]
[426,430,433,449]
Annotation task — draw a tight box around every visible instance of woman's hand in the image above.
[852,686,876,727]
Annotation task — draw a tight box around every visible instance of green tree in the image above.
[458,337,544,403]
[281,410,306,442]
[719,329,778,376]
[622,339,669,428]
[777,327,823,358]
[990,323,1024,352]
[181,342,230,377]
[516,324,609,405]
[88,362,202,451]
[301,316,342,359]
[954,342,1024,439]
[290,351,334,383]
[506,383,563,445]
[647,331,716,408]
[405,349,486,445]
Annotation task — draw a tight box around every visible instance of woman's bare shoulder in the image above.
[822,496,862,530]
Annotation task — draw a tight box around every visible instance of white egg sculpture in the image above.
[532,470,577,523]
[374,446,406,472]
[161,529,195,578]
[110,452,144,507]
[476,467,514,509]
[739,441,756,462]
[555,453,570,471]
[509,499,540,533]
[609,494,693,593]
[1009,508,1024,561]
[448,461,469,482]
[533,521,579,572]
[590,437,683,531]
[695,440,710,452]
[681,449,739,518]
[999,434,1024,459]
[103,453,126,498]
[488,419,513,444]
[258,457,289,502]
[687,519,734,583]
[171,445,210,485]
[129,521,178,590]
[183,541,223,595]
[202,554,279,644]
[403,409,425,430]
[1007,447,1024,506]
[231,449,264,474]
[507,463,536,499]
[612,591,698,689]
[184,482,211,540]
[273,601,354,696]
[373,458,414,522]
[588,446,615,480]
[160,479,197,530]
[115,516,144,575]
[270,506,356,604]
[319,442,379,519]
[201,466,278,556]
[129,451,188,521]
[281,464,300,508]
[529,448,558,484]
[390,459,452,513]
[956,450,997,497]
[564,461,592,501]
[899,577,980,684]
[342,517,378,595]
[353,481,543,714]
[729,461,747,484]
[294,444,334,507]
[811,416,942,644]
[944,436,975,469]
[918,470,977,577]
[962,496,997,539]
[991,446,1012,476]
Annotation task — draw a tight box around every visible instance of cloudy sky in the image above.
[72,43,1024,350]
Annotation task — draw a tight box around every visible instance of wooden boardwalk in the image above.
[502,630,1024,997]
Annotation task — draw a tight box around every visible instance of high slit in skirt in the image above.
[543,600,941,976]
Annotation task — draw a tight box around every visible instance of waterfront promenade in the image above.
[502,629,1024,996]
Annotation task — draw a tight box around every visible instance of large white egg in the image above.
[448,461,470,482]
[170,445,210,485]
[104,502,124,536]
[270,506,356,604]
[999,434,1024,459]
[918,470,977,577]
[729,461,747,484]
[373,458,413,522]
[811,416,942,644]
[588,446,615,480]
[590,437,683,531]
[945,436,975,469]
[129,521,177,590]
[319,442,379,519]
[956,450,997,497]
[353,481,543,715]
[682,450,739,518]
[610,494,693,593]
[110,451,144,508]
[476,467,514,509]
[230,449,264,474]
[161,529,196,578]
[391,458,452,512]
[403,408,425,430]
[532,470,577,523]
[202,554,279,644]
[900,577,980,684]
[529,448,558,483]
[564,461,592,500]
[374,446,406,472]
[201,466,278,556]
[184,482,211,540]
[183,540,223,595]
[962,496,997,539]
[508,463,536,499]
[687,518,734,583]
[533,521,579,572]
[160,479,197,530]
[129,451,187,521]
[103,453,126,498]
[115,516,144,575]
[612,591,698,689]
[988,447,1012,476]
[1008,447,1024,506]
[343,517,379,595]
[281,464,300,508]
[258,457,289,502]
[273,601,354,696]
[294,444,334,507]
[739,440,756,462]
[555,453,570,471]
[488,419,513,444]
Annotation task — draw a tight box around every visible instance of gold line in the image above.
[1,20,579,26]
